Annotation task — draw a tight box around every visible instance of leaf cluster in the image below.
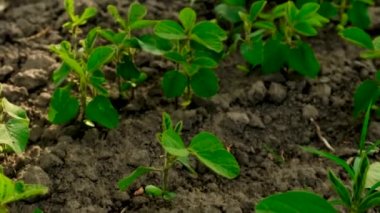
[154,7,227,105]
[117,112,240,200]
[216,1,328,77]
[0,171,48,212]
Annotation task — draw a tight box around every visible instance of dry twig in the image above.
[310,118,335,152]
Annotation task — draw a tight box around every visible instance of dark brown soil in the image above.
[1,0,380,213]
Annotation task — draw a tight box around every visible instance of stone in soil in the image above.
[11,68,49,90]
[268,82,287,103]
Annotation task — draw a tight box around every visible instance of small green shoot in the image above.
[118,112,240,200]
[153,7,227,106]
[0,85,30,154]
[49,0,119,128]
[0,171,48,213]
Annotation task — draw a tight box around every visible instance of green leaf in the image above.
[161,71,187,98]
[50,43,84,76]
[137,34,173,55]
[190,69,219,98]
[319,2,338,19]
[118,166,154,191]
[52,63,70,86]
[164,52,186,63]
[302,147,355,179]
[0,99,30,154]
[130,20,157,30]
[366,162,380,190]
[161,129,189,157]
[253,21,276,31]
[78,7,97,25]
[162,112,173,131]
[286,1,298,23]
[374,37,380,50]
[188,132,240,179]
[154,20,186,40]
[0,173,48,206]
[353,156,370,202]
[359,191,380,211]
[192,57,218,68]
[85,96,119,129]
[249,0,266,21]
[240,39,263,67]
[328,170,352,207]
[107,5,127,29]
[348,1,371,29]
[117,55,140,80]
[48,87,79,125]
[294,22,318,36]
[287,41,319,77]
[90,69,108,96]
[64,0,76,21]
[128,2,147,24]
[340,27,373,50]
[84,27,99,52]
[262,38,287,74]
[145,185,163,197]
[191,21,227,52]
[255,191,337,213]
[297,2,320,19]
[179,7,197,31]
[87,46,115,72]
[353,80,379,117]
[214,3,244,24]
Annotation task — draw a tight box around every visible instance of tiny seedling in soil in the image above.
[48,0,119,128]
[153,7,227,107]
[256,104,380,212]
[340,27,380,117]
[99,2,156,98]
[0,169,48,213]
[117,112,240,200]
[0,85,30,154]
[216,1,328,77]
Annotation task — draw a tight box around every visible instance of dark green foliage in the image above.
[154,7,226,106]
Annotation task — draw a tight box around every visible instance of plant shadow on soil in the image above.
[1,0,380,212]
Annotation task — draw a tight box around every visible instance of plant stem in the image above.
[162,153,170,191]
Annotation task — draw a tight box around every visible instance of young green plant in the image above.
[49,0,119,128]
[256,104,380,212]
[117,112,240,200]
[217,1,328,77]
[154,7,227,107]
[340,27,380,117]
[0,85,30,154]
[99,2,156,98]
[294,0,374,30]
[0,169,48,213]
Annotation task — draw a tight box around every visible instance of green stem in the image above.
[162,153,170,191]
[78,79,87,121]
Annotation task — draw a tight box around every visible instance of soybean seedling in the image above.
[0,85,29,154]
[48,0,119,128]
[99,2,156,98]
[217,1,328,77]
[294,0,374,30]
[256,104,380,212]
[340,27,380,117]
[154,7,227,107]
[117,112,240,200]
[0,169,48,213]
